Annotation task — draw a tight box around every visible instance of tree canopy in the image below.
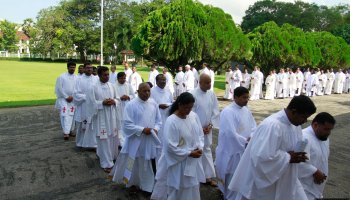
[248,21,350,72]
[131,0,251,73]
[241,0,348,33]
[0,20,18,52]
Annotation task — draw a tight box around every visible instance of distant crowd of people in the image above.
[54,61,337,200]
[223,66,350,101]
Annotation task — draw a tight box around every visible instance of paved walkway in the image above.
[0,94,349,199]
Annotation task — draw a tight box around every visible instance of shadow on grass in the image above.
[0,99,56,108]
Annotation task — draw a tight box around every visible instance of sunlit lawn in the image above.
[0,60,225,108]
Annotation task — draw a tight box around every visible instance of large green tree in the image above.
[249,21,350,72]
[0,20,18,52]
[241,0,345,33]
[131,0,250,73]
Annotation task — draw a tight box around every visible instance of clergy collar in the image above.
[197,87,207,94]
[136,96,148,103]
[99,81,108,86]
[155,86,165,93]
[280,109,294,125]
[232,101,243,109]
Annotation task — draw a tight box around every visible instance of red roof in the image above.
[16,31,30,41]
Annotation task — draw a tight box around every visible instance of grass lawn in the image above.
[0,60,225,108]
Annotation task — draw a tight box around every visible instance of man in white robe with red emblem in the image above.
[55,61,77,140]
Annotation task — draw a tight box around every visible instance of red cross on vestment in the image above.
[70,107,74,112]
[62,107,66,113]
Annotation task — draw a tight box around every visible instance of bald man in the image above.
[190,74,220,186]
[111,82,162,194]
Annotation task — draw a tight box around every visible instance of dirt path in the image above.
[0,94,349,199]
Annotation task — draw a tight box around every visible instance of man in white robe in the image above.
[129,66,143,93]
[317,70,327,96]
[343,70,350,93]
[299,112,335,200]
[111,83,162,193]
[162,67,174,96]
[229,95,317,200]
[306,70,319,97]
[200,63,210,76]
[224,68,233,100]
[190,74,220,186]
[257,67,264,99]
[241,68,250,89]
[73,62,98,148]
[303,68,311,94]
[250,66,261,100]
[174,66,185,98]
[215,87,256,199]
[264,71,275,100]
[55,61,77,140]
[333,69,345,94]
[108,65,117,84]
[124,62,133,82]
[86,66,119,172]
[288,69,297,97]
[324,69,335,95]
[150,74,173,144]
[230,65,243,95]
[209,67,215,91]
[183,64,195,92]
[77,65,84,77]
[114,72,135,146]
[295,68,304,96]
[148,65,159,87]
[192,66,199,88]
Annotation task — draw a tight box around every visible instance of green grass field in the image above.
[0,60,225,108]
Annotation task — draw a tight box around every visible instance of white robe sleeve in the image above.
[298,136,317,178]
[123,103,144,137]
[250,123,291,188]
[73,79,86,106]
[55,76,68,98]
[210,93,220,128]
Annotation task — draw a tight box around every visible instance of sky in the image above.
[0,0,349,24]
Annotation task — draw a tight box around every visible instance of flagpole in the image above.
[100,0,104,66]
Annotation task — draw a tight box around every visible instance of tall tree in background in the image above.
[0,20,18,52]
[131,0,250,73]
[241,0,346,33]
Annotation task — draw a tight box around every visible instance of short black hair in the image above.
[312,112,336,125]
[234,87,249,98]
[117,72,126,79]
[97,66,109,76]
[156,74,165,81]
[287,95,316,115]
[84,61,92,67]
[169,92,195,115]
[67,61,76,68]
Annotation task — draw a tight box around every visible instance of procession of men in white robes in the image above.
[55,62,344,200]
